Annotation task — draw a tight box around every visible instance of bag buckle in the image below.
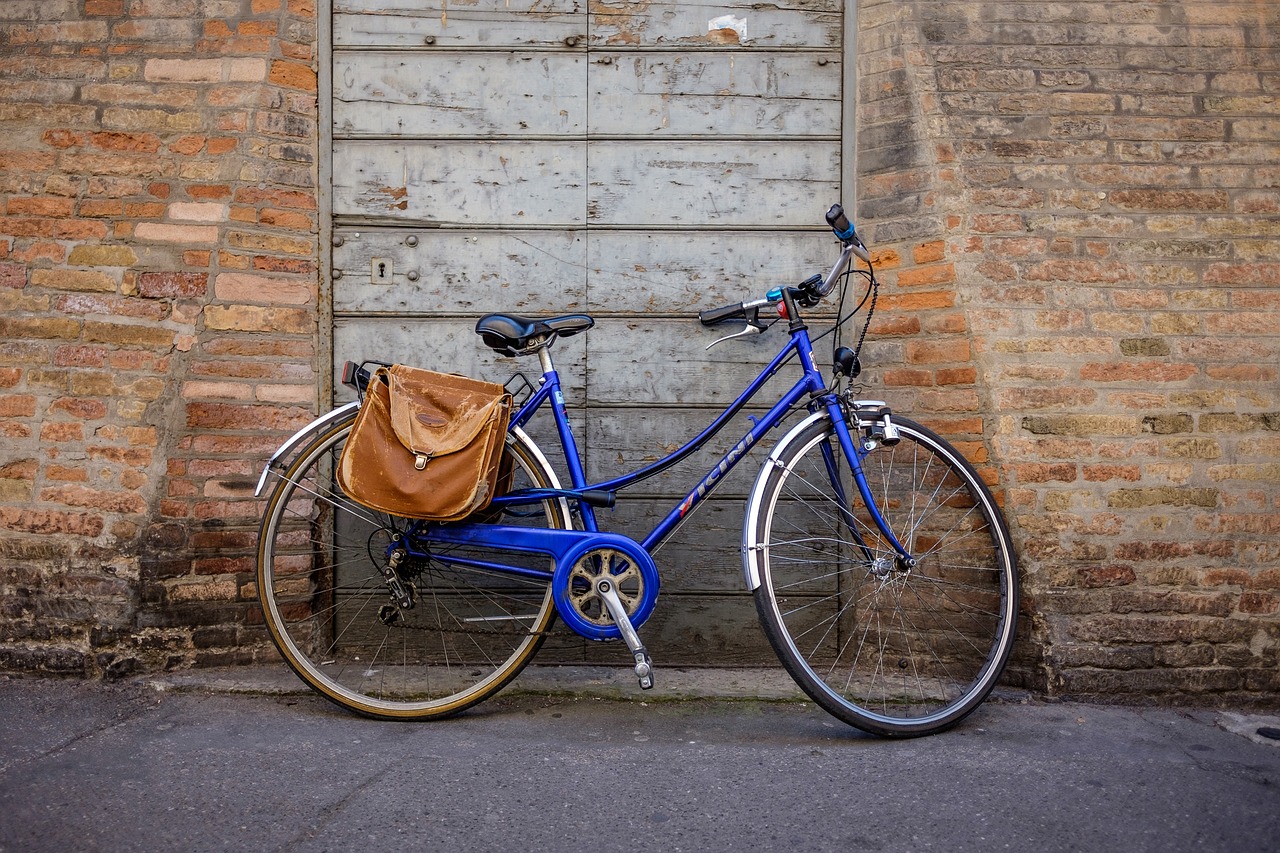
[414,452,432,471]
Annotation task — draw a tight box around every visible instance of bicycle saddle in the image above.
[475,313,594,356]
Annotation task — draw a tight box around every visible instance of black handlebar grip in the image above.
[826,203,849,232]
[826,204,856,242]
[699,302,745,326]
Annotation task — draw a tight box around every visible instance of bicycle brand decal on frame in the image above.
[678,431,757,517]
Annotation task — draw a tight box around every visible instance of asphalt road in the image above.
[1,675,1278,852]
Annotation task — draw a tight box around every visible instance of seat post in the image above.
[537,345,555,377]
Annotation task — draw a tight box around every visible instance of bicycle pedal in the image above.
[634,651,654,690]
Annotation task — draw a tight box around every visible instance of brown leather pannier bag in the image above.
[336,365,512,521]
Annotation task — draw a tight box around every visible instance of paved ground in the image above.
[1,667,1278,852]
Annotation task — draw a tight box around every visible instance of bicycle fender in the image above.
[741,410,830,591]
[254,401,361,497]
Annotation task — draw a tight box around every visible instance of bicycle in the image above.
[254,204,1019,737]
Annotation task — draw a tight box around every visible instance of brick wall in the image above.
[0,0,320,677]
[857,0,1279,703]
[1,0,1278,705]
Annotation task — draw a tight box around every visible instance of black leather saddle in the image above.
[475,313,595,357]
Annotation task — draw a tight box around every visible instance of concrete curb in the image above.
[134,665,1280,748]
[136,664,810,702]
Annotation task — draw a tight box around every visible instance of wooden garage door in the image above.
[327,0,850,664]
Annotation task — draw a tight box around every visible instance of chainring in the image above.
[552,540,660,641]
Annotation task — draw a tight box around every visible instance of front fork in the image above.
[822,397,917,571]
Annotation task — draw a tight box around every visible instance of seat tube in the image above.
[536,346,598,531]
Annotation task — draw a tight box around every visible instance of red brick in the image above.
[52,345,108,368]
[936,366,977,385]
[46,465,88,482]
[0,507,104,537]
[40,422,84,442]
[41,484,146,514]
[0,395,37,417]
[1080,362,1198,383]
[137,271,208,298]
[0,459,38,480]
[1239,593,1278,615]
[8,197,75,217]
[1014,463,1078,483]
[185,402,313,432]
[233,187,317,209]
[883,368,933,387]
[1083,464,1142,482]
[49,397,108,419]
[89,131,162,153]
[268,59,316,91]
[1078,564,1136,589]
[897,263,955,287]
[1203,262,1280,285]
[906,338,971,364]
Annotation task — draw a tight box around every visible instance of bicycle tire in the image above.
[747,414,1018,737]
[256,410,571,719]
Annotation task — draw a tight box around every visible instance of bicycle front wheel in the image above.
[747,414,1018,737]
[256,411,570,719]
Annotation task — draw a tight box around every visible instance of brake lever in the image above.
[706,306,767,350]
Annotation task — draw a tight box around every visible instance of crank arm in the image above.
[595,578,654,690]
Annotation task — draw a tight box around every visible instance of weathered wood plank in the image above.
[331,227,839,315]
[331,140,586,225]
[333,52,586,137]
[332,140,839,227]
[333,50,838,138]
[334,0,841,51]
[590,0,843,49]
[587,141,842,226]
[587,52,840,136]
[332,229,587,315]
[334,0,585,49]
[580,229,839,311]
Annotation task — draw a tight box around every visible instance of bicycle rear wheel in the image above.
[747,414,1017,737]
[256,411,570,719]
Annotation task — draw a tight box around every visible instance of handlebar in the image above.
[698,301,753,326]
[698,203,872,329]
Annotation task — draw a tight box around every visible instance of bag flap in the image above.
[386,365,508,458]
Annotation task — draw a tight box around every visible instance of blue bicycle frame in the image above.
[421,316,916,574]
